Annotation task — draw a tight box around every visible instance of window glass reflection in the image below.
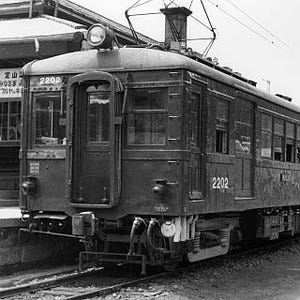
[235,99,253,154]
[88,92,110,143]
[35,93,66,145]
[127,88,167,145]
[261,114,272,158]
[0,101,21,142]
[128,112,166,145]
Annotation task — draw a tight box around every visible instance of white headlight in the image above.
[86,24,114,49]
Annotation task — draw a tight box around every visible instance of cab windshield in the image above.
[34,92,66,146]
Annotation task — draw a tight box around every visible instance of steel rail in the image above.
[0,267,103,299]
[1,236,299,300]
[63,237,300,300]
[62,272,166,300]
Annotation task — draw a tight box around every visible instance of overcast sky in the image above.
[72,0,300,105]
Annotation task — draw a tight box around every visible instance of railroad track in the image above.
[1,236,299,300]
[0,267,102,299]
[0,265,166,300]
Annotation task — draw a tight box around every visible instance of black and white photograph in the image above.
[0,1,299,299]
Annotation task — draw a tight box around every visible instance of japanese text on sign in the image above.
[0,68,22,98]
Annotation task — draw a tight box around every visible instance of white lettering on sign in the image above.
[0,68,22,98]
[212,176,229,189]
[29,161,40,175]
[153,203,170,213]
[39,76,62,85]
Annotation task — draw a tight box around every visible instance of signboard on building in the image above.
[0,68,22,98]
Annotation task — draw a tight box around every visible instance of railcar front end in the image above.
[20,74,73,233]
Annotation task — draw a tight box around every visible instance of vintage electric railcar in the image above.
[20,24,300,273]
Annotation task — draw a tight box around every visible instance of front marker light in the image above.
[86,24,115,49]
[22,177,38,196]
[152,179,168,200]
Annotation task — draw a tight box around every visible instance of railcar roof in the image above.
[23,48,300,114]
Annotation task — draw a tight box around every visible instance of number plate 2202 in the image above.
[212,176,229,190]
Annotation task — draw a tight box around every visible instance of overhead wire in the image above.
[199,0,216,55]
[125,0,157,44]
[165,0,213,31]
[205,0,283,48]
[188,0,194,10]
[224,0,289,47]
[127,0,163,12]
[126,0,217,55]
[127,0,288,53]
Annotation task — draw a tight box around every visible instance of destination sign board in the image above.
[0,68,22,98]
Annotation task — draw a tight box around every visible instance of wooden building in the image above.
[0,0,156,205]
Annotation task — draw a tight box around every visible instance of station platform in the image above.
[0,206,75,267]
[0,207,21,228]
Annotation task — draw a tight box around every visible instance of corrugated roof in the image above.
[0,15,86,40]
[0,0,44,17]
[55,0,157,44]
[0,0,40,6]
[0,0,158,45]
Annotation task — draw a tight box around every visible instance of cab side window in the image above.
[127,88,167,145]
[215,100,229,154]
[235,99,253,154]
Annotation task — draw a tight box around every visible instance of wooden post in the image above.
[29,0,34,18]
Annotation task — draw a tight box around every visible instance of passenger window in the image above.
[127,88,167,145]
[286,122,295,162]
[261,114,272,158]
[215,100,229,154]
[274,119,284,161]
[235,99,253,154]
[296,125,300,163]
[34,92,66,146]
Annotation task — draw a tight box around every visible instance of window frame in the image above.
[125,87,168,147]
[285,122,295,163]
[296,125,300,163]
[86,91,111,145]
[215,99,229,154]
[32,91,67,148]
[259,111,300,164]
[273,118,285,162]
[260,113,273,159]
[0,99,21,144]
[235,98,254,156]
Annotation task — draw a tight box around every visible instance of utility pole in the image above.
[262,78,271,93]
